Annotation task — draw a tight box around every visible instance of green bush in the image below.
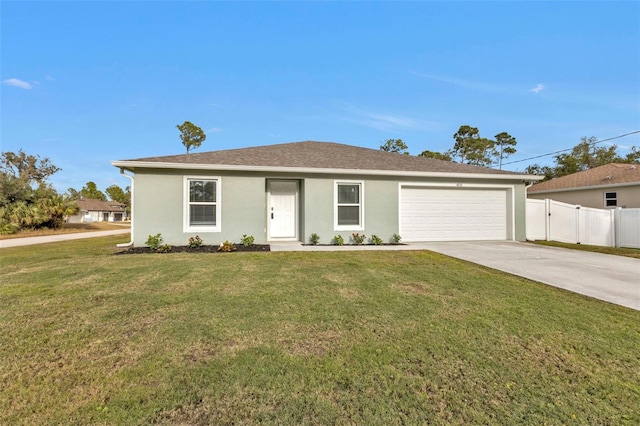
[145,233,163,250]
[370,234,383,245]
[392,233,402,244]
[156,244,172,253]
[351,233,366,245]
[333,235,344,246]
[309,233,320,245]
[218,240,236,252]
[188,235,203,248]
[241,234,255,247]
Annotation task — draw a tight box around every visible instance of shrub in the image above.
[188,235,203,248]
[370,234,383,245]
[392,233,402,244]
[309,233,320,245]
[218,240,236,252]
[333,235,344,246]
[241,234,255,247]
[351,233,366,245]
[157,244,172,253]
[145,233,163,250]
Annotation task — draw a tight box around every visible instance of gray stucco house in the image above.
[528,163,640,209]
[111,141,542,246]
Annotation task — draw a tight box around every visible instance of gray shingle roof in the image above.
[528,163,640,192]
[118,141,528,176]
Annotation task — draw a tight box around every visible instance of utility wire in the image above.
[499,130,640,167]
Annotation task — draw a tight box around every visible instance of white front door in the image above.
[268,181,298,240]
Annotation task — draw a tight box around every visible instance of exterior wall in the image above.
[131,168,530,246]
[132,170,266,246]
[528,185,640,209]
[301,177,398,245]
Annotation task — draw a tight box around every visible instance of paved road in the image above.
[419,241,640,311]
[0,229,130,248]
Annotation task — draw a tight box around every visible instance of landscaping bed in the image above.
[116,244,270,254]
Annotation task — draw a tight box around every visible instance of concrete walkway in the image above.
[0,229,130,248]
[271,240,640,311]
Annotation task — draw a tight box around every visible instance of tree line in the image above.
[0,150,130,235]
[380,126,639,180]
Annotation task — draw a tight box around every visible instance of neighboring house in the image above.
[111,141,542,246]
[67,198,128,223]
[527,163,640,209]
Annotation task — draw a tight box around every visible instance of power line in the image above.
[499,130,640,167]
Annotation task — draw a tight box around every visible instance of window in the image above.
[604,192,617,207]
[184,177,220,231]
[335,181,364,230]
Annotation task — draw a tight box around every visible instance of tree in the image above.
[106,184,128,205]
[418,150,452,161]
[70,181,107,201]
[526,136,639,181]
[450,125,496,167]
[177,121,207,153]
[494,132,517,170]
[0,150,76,234]
[106,184,131,213]
[379,139,409,154]
[1,150,60,206]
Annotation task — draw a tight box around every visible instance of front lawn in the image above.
[1,237,638,425]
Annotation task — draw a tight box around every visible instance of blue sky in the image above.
[2,1,639,193]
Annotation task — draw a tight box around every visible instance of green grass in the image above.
[1,237,639,425]
[531,240,640,259]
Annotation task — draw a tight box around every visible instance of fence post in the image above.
[575,205,581,244]
[545,199,551,241]
[614,207,622,248]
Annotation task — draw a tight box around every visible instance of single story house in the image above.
[67,198,128,223]
[527,163,640,209]
[111,141,542,246]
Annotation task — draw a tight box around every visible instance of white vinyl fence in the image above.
[526,199,640,248]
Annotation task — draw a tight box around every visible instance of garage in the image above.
[400,186,510,242]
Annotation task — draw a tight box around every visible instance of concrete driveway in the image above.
[419,241,640,311]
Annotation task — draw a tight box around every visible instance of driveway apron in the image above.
[418,241,640,311]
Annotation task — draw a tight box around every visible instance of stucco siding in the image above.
[133,170,266,246]
[528,185,640,209]
[131,169,529,246]
[300,177,399,244]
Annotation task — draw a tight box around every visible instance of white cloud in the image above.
[45,76,54,81]
[529,83,545,94]
[2,78,32,89]
[207,127,222,133]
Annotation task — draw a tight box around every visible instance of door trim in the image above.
[267,180,299,241]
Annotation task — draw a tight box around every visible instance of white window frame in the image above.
[604,191,617,207]
[184,176,221,232]
[334,180,364,231]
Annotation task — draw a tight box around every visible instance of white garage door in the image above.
[400,187,508,242]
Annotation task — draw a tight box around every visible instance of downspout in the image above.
[117,167,135,248]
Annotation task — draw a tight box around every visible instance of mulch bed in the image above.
[116,244,270,254]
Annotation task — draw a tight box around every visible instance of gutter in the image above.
[110,160,544,182]
[116,168,134,248]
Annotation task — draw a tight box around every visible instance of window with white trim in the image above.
[335,181,364,230]
[604,191,617,207]
[185,177,220,231]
